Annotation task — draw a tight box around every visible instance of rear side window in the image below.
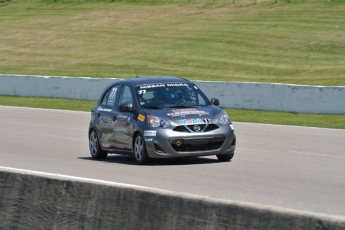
[101,85,120,107]
[101,91,110,105]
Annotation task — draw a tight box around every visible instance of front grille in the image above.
[170,136,225,152]
[173,124,219,133]
[186,124,206,131]
[204,124,219,132]
[173,126,189,133]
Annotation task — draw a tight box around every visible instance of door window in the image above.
[118,85,133,108]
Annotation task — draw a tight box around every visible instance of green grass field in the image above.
[0,1,344,129]
[1,1,345,85]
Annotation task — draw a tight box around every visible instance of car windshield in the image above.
[135,83,211,109]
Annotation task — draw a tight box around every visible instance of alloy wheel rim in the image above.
[89,132,98,156]
[135,136,144,160]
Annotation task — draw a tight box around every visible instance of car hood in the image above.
[144,106,221,124]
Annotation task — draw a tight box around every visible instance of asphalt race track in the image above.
[1,105,344,217]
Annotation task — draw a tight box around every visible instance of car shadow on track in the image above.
[78,155,228,166]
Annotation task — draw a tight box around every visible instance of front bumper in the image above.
[144,125,236,158]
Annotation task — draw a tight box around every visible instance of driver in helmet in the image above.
[151,87,183,106]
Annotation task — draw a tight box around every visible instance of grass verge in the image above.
[0,96,96,112]
[1,1,345,85]
[1,96,344,129]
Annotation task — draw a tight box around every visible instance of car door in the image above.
[96,84,120,149]
[112,84,135,151]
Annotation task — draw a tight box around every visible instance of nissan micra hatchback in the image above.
[89,76,236,164]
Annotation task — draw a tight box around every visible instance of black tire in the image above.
[89,129,108,159]
[133,133,151,165]
[216,153,234,162]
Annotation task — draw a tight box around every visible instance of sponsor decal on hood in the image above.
[179,118,204,125]
[167,109,209,117]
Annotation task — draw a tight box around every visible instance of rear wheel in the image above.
[133,133,151,165]
[89,129,108,159]
[216,153,234,162]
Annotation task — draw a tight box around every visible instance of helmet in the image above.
[164,89,179,99]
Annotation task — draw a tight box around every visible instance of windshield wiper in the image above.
[164,105,198,109]
[141,105,160,109]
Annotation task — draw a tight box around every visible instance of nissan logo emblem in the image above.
[193,125,201,131]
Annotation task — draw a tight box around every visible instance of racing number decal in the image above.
[138,114,145,122]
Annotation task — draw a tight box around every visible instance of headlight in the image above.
[147,115,171,128]
[219,110,230,125]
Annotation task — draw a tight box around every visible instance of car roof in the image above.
[127,76,190,86]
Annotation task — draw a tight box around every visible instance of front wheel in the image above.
[89,129,108,159]
[133,133,151,165]
[216,153,234,162]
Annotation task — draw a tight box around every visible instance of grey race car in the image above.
[88,76,236,165]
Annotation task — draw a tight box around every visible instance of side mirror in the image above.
[211,98,219,106]
[119,104,133,112]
